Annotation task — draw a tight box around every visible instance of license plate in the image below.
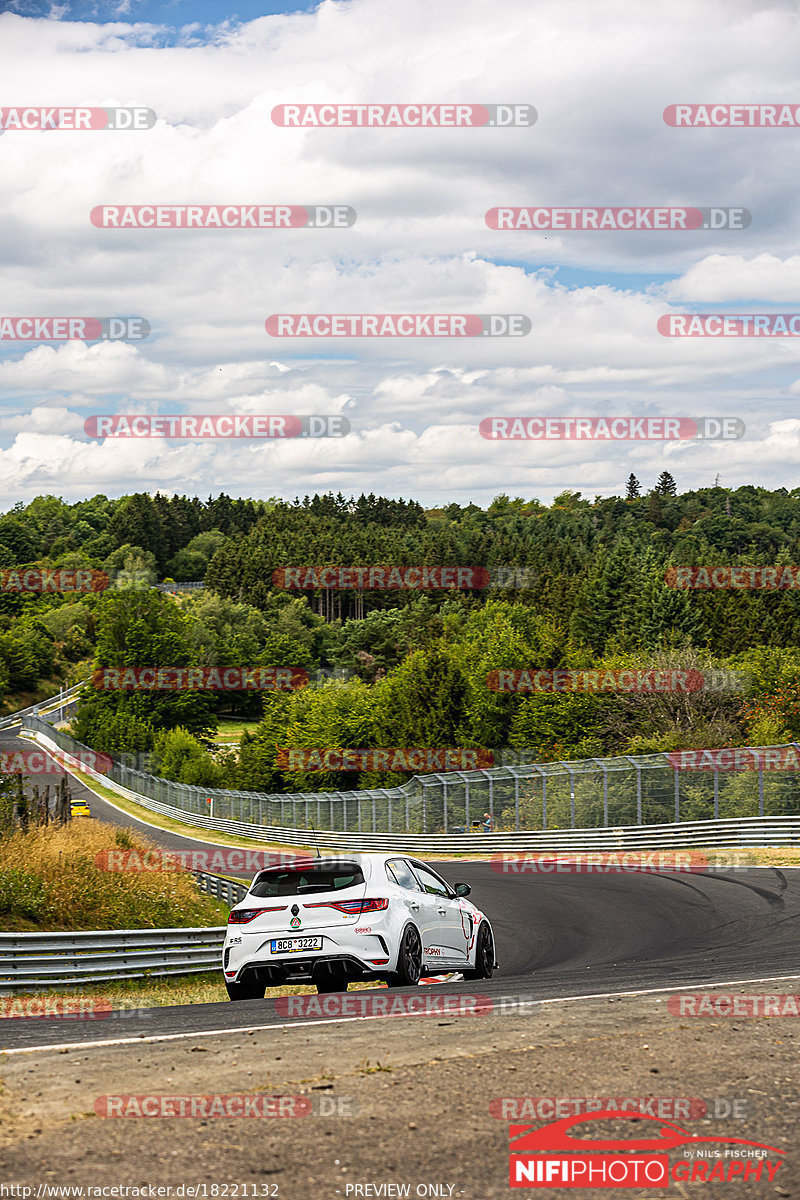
[270,936,323,953]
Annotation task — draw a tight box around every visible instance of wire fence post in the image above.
[674,769,680,822]
[758,766,764,817]
[564,765,575,828]
[713,768,719,819]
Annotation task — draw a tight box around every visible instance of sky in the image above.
[0,0,799,509]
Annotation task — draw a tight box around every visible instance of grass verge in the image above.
[0,821,229,932]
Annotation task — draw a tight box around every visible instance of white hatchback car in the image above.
[222,853,497,998]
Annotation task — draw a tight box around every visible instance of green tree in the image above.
[655,471,677,497]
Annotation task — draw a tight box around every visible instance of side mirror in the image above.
[454,883,471,897]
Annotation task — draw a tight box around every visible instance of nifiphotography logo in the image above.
[508,1111,784,1188]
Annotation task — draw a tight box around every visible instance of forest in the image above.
[2,477,800,794]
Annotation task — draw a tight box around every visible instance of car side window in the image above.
[386,858,419,890]
[410,863,452,898]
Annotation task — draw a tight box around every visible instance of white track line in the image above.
[4,972,800,1056]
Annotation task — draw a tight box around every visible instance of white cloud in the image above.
[1,0,800,506]
[665,254,800,302]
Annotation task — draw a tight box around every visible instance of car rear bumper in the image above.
[223,929,393,984]
[225,953,386,985]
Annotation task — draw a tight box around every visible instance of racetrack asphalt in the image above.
[2,726,800,1196]
[2,725,799,1051]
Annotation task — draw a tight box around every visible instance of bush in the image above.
[0,822,228,931]
[0,867,47,918]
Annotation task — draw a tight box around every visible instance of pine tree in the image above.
[654,471,677,496]
[626,474,641,500]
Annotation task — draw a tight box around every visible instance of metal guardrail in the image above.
[20,725,800,851]
[0,683,84,731]
[0,927,226,992]
[22,713,800,836]
[194,871,248,906]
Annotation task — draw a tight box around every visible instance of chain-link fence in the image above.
[21,715,800,834]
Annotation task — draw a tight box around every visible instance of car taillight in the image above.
[306,898,389,914]
[227,906,285,924]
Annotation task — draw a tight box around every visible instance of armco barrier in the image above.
[195,871,248,907]
[19,722,800,851]
[0,682,84,731]
[21,712,800,839]
[0,927,226,992]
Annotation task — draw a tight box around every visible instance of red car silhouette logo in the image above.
[510,1110,784,1156]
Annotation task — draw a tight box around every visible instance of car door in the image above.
[386,857,443,962]
[408,861,469,964]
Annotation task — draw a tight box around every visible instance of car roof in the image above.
[257,853,423,872]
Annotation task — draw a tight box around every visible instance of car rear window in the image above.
[249,863,365,897]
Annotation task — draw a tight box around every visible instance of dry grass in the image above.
[7,972,387,1008]
[0,821,229,932]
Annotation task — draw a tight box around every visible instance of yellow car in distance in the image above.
[70,799,92,818]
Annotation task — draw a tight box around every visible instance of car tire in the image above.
[316,976,349,994]
[225,977,266,1001]
[387,923,422,987]
[463,922,495,979]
